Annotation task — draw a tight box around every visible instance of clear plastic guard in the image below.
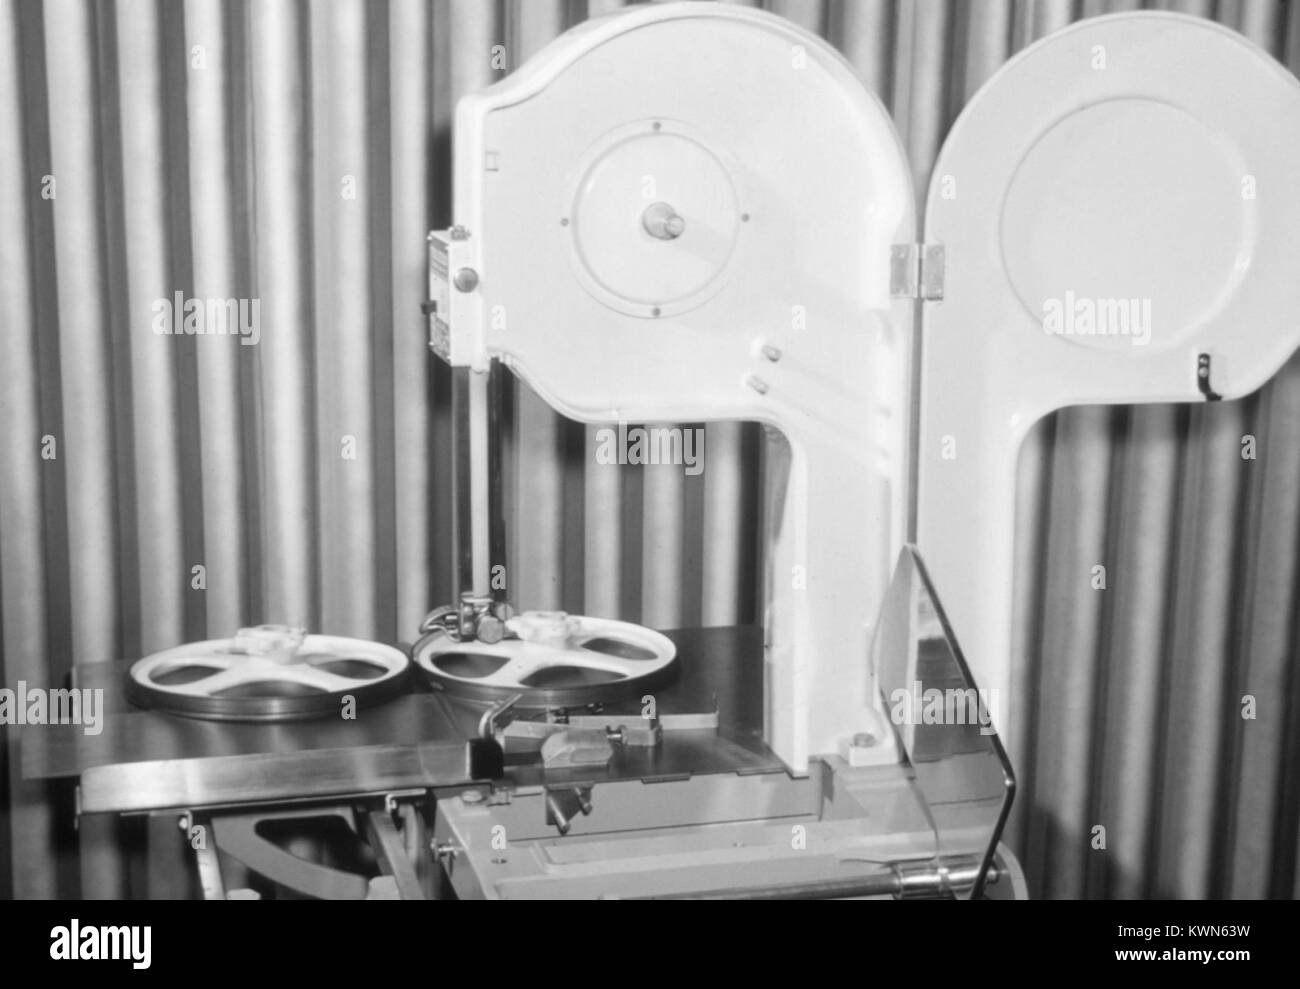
[872,545,1016,899]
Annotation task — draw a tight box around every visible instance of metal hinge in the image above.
[890,243,945,301]
[426,229,453,361]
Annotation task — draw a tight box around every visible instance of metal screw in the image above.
[461,789,485,805]
[431,840,462,861]
[546,792,572,835]
[453,267,479,292]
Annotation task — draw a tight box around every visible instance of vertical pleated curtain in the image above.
[1,0,1298,899]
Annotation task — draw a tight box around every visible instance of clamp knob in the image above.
[641,201,685,240]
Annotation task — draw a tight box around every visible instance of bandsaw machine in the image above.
[23,3,1300,900]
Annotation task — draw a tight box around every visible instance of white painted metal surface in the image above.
[444,2,915,772]
[917,13,1300,739]
[444,3,1300,778]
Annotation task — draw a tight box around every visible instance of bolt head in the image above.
[453,267,479,292]
[476,615,505,644]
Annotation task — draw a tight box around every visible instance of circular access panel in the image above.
[999,98,1255,352]
[565,120,743,318]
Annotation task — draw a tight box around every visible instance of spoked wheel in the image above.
[412,611,677,708]
[125,625,411,722]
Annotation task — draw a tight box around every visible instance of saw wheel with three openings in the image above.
[125,625,411,722]
[413,612,677,708]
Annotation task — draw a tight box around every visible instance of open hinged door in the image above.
[915,12,1300,735]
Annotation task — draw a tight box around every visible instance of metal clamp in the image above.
[419,595,516,644]
[545,786,594,835]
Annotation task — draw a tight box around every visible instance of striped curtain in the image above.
[2,0,1298,899]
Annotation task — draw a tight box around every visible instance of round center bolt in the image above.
[641,202,685,240]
